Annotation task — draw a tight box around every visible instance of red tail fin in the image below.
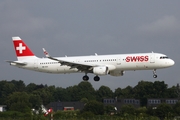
[12,37,37,60]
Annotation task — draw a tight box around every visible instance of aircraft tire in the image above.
[94,76,100,81]
[83,75,89,81]
[153,75,157,78]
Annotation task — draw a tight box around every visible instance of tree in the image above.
[82,100,104,115]
[32,88,53,105]
[104,105,114,114]
[54,87,70,101]
[153,81,168,98]
[66,85,81,101]
[26,83,37,93]
[65,82,96,101]
[136,107,147,117]
[155,103,173,119]
[96,86,113,101]
[80,98,88,104]
[133,81,154,106]
[6,92,31,113]
[80,111,94,119]
[11,80,25,92]
[166,86,178,98]
[121,105,136,115]
[121,86,133,98]
[114,87,123,98]
[173,101,180,116]
[2,82,15,96]
[78,82,96,100]
[0,80,9,104]
[29,94,42,110]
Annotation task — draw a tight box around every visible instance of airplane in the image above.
[6,36,175,81]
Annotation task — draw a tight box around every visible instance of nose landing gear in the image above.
[153,69,157,78]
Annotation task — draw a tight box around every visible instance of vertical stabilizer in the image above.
[12,36,38,61]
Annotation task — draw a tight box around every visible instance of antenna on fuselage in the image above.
[95,53,98,56]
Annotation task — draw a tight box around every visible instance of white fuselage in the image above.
[11,52,174,75]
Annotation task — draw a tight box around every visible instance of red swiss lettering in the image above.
[126,55,149,62]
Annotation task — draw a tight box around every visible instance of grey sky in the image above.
[1,0,179,90]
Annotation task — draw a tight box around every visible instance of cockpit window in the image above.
[160,56,169,59]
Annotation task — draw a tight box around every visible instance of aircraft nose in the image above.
[170,59,175,66]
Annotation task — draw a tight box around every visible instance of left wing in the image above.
[42,48,97,73]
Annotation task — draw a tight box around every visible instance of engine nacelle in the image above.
[109,70,125,76]
[93,66,109,75]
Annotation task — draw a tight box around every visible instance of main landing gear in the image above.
[94,76,100,81]
[82,74,100,82]
[82,75,89,81]
[153,69,157,78]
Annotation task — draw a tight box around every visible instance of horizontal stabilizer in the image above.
[6,60,27,65]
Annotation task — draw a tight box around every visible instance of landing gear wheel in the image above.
[153,75,157,78]
[82,75,89,81]
[94,76,100,81]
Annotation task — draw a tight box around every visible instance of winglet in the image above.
[42,48,50,57]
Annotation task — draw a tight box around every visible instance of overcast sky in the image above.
[1,0,180,90]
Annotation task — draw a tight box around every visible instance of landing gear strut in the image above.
[153,69,157,78]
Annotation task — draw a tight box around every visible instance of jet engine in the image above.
[109,70,125,76]
[93,66,109,75]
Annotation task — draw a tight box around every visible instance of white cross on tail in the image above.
[16,43,26,54]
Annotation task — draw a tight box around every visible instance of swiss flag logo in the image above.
[13,40,34,57]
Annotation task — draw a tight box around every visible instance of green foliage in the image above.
[29,94,42,109]
[166,86,178,98]
[114,87,123,98]
[155,103,174,119]
[53,110,79,119]
[32,87,53,105]
[6,92,31,113]
[96,85,113,101]
[121,104,136,115]
[0,79,179,119]
[80,111,94,119]
[173,101,180,115]
[77,82,96,101]
[82,100,104,115]
[121,85,133,98]
[0,111,32,120]
[53,87,70,101]
[104,105,114,114]
[0,80,25,105]
[80,97,88,103]
[25,83,37,93]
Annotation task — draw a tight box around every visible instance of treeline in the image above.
[1,80,178,106]
[0,80,180,120]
